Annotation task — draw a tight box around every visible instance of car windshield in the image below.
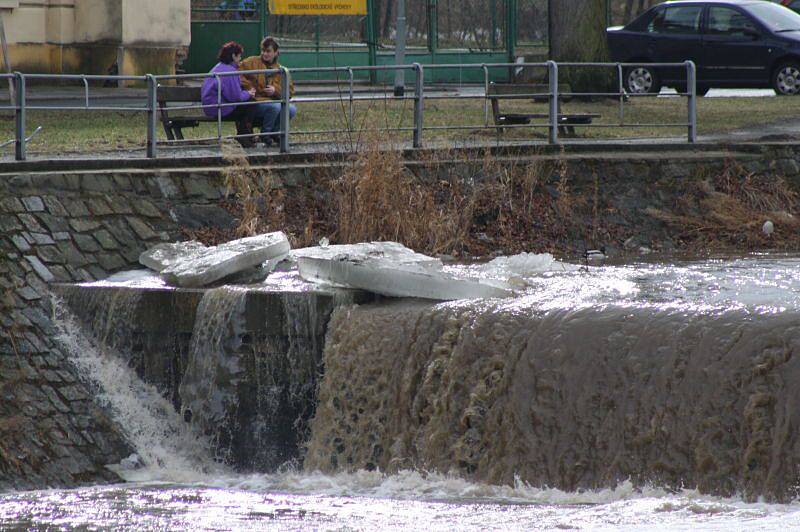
[746,2,800,31]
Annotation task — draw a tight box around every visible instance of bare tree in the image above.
[549,0,613,90]
[623,0,636,23]
[382,0,394,39]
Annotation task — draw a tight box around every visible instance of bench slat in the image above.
[157,86,202,103]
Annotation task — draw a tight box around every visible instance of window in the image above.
[707,7,758,36]
[648,6,703,34]
[747,2,800,31]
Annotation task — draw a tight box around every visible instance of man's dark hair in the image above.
[218,41,244,64]
[261,36,280,51]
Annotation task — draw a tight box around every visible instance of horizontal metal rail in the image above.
[2,61,697,161]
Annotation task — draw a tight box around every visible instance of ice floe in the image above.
[134,236,580,299]
[293,241,512,300]
[140,232,290,288]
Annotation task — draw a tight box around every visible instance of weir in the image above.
[306,298,800,501]
[54,257,800,503]
[55,283,374,471]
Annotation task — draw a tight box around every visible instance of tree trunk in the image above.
[636,0,648,17]
[623,0,635,24]
[382,0,394,40]
[549,0,613,92]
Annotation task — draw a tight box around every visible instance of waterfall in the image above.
[305,298,800,502]
[52,295,225,482]
[179,287,250,466]
[178,287,343,471]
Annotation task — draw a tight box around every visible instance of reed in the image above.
[646,159,800,249]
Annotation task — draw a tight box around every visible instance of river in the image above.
[2,254,800,530]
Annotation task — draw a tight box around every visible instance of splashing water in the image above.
[1,471,800,530]
[52,295,227,483]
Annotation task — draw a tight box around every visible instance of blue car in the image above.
[607,0,800,95]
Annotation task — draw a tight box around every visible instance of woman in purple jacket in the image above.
[201,41,257,147]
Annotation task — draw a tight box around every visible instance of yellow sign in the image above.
[268,0,367,15]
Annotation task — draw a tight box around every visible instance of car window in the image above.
[648,6,703,34]
[746,2,800,31]
[707,7,758,36]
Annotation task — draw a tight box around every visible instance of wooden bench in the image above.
[157,85,237,141]
[487,83,600,136]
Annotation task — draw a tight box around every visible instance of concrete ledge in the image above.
[0,140,781,175]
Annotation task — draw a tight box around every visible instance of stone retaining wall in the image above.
[0,169,231,489]
[1,143,800,489]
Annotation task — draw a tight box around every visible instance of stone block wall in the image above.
[0,169,231,489]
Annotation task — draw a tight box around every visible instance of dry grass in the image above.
[646,160,800,249]
[324,137,595,257]
[181,125,800,257]
[220,142,281,238]
[198,132,576,257]
[329,133,478,255]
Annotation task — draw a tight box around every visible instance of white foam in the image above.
[83,270,168,289]
[52,296,227,483]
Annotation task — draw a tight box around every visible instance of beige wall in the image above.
[121,0,190,46]
[1,0,190,74]
[73,0,121,43]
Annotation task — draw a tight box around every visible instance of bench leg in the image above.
[163,124,175,141]
[174,127,185,141]
[558,125,576,137]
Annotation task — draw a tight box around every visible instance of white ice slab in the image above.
[295,242,511,300]
[139,241,208,272]
[159,232,291,288]
[479,252,581,276]
[291,241,443,270]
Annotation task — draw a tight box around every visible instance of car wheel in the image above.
[625,66,661,94]
[773,61,800,95]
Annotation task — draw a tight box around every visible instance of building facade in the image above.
[1,0,190,75]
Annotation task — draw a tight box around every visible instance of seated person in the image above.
[200,41,258,148]
[239,36,297,147]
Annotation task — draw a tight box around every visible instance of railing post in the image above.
[348,67,354,133]
[215,73,223,146]
[14,72,25,161]
[81,76,89,109]
[413,63,424,148]
[686,60,697,143]
[547,60,559,144]
[279,67,290,153]
[146,74,158,158]
[617,63,624,124]
[482,64,489,127]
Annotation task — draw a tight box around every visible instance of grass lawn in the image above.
[1,92,798,155]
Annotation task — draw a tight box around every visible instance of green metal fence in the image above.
[186,0,546,83]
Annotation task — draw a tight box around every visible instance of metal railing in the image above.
[2,61,697,161]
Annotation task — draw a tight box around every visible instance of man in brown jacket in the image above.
[239,36,297,147]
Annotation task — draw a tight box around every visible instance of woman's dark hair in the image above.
[218,41,244,64]
[260,36,279,51]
